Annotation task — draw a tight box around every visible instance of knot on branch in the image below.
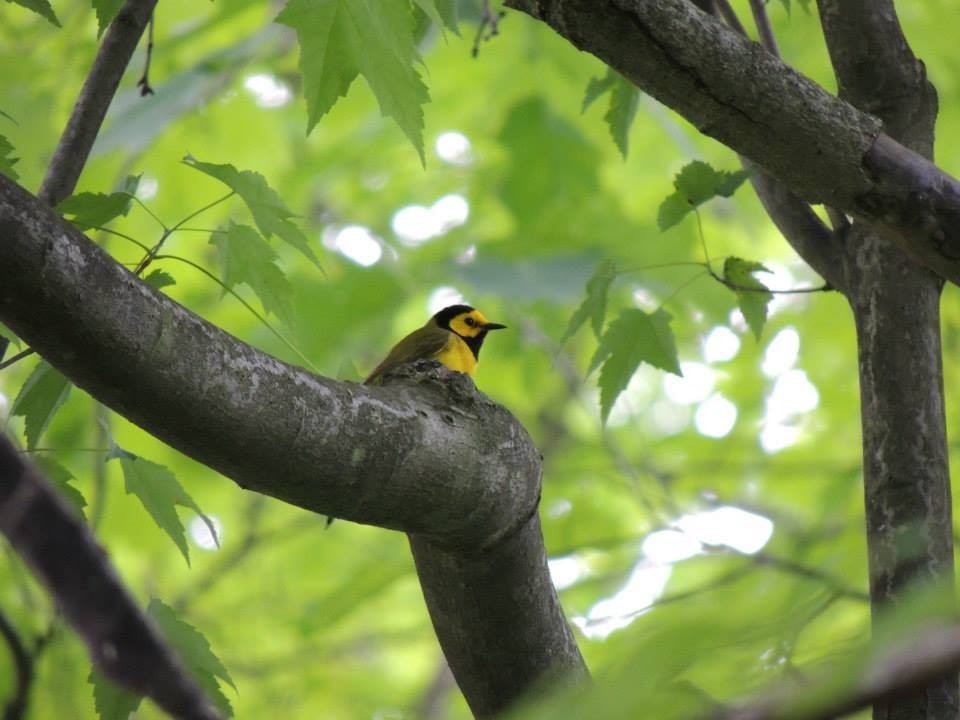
[375,360,543,551]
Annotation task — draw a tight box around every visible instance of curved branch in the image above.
[38,0,158,205]
[0,434,221,720]
[503,0,960,285]
[0,174,586,713]
[0,175,538,548]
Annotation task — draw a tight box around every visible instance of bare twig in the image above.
[0,348,34,371]
[136,12,156,96]
[747,0,779,55]
[38,0,158,205]
[713,0,747,36]
[472,0,506,57]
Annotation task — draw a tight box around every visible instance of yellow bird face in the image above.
[444,308,506,338]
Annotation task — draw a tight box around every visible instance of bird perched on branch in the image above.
[365,304,506,385]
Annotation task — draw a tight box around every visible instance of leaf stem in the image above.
[153,254,319,373]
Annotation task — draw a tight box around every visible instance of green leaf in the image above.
[92,0,124,36]
[276,0,429,163]
[657,161,750,231]
[34,456,86,516]
[604,75,641,158]
[112,454,217,566]
[589,309,682,423]
[57,190,135,230]
[89,670,141,720]
[431,0,458,34]
[582,69,640,158]
[11,361,72,450]
[723,257,773,341]
[582,69,616,113]
[144,269,176,290]
[210,222,295,327]
[6,0,61,26]
[0,320,21,349]
[0,133,20,181]
[776,0,790,15]
[412,0,458,35]
[183,157,322,269]
[561,259,617,344]
[148,600,235,716]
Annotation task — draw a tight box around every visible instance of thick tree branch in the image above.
[38,0,157,205]
[816,0,937,154]
[0,434,221,720]
[708,622,960,720]
[0,175,586,714]
[411,515,587,718]
[503,0,960,285]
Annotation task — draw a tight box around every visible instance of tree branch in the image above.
[411,515,587,718]
[0,607,32,720]
[0,434,221,720]
[0,175,586,714]
[503,0,960,286]
[816,0,937,155]
[38,0,157,205]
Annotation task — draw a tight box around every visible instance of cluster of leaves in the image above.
[562,161,775,422]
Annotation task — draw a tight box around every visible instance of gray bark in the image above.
[504,0,960,285]
[818,2,956,718]
[0,175,586,716]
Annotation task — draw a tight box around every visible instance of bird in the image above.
[365,304,506,385]
[325,305,505,528]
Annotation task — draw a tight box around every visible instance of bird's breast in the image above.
[432,334,478,376]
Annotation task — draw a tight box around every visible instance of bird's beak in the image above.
[484,322,507,330]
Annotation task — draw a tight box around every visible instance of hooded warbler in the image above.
[365,304,506,385]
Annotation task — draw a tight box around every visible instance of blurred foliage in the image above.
[2,1,960,719]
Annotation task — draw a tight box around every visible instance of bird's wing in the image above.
[364,326,452,384]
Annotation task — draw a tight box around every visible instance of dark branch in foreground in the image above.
[0,607,32,720]
[38,0,158,205]
[707,622,960,720]
[0,434,221,720]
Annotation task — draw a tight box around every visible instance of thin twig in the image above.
[472,0,506,57]
[747,0,780,56]
[713,0,748,36]
[0,348,35,371]
[38,0,159,205]
[136,12,155,96]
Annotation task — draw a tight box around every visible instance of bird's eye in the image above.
[465,316,476,327]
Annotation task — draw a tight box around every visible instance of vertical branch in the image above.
[817,3,952,719]
[38,0,158,205]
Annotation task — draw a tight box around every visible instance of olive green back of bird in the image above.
[364,304,506,385]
